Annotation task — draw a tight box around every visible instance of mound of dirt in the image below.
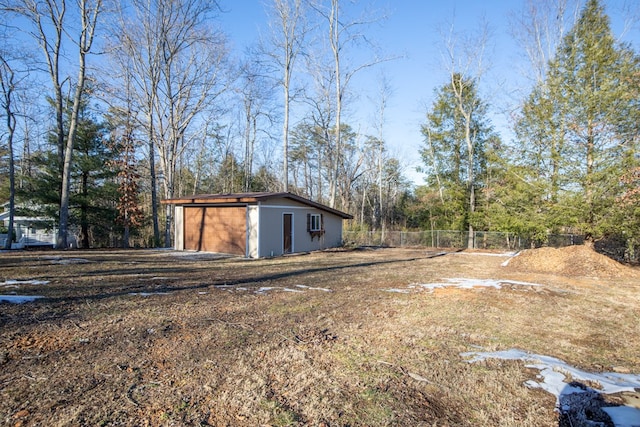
[506,245,634,278]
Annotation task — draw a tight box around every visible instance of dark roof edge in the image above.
[162,192,353,219]
[279,193,353,219]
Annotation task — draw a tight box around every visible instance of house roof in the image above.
[162,192,353,219]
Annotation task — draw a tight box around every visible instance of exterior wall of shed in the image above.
[247,205,259,258]
[174,206,184,250]
[256,200,345,257]
[170,197,345,258]
[257,205,287,257]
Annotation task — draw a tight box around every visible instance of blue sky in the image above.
[219,0,640,185]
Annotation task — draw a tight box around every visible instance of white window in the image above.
[309,213,322,231]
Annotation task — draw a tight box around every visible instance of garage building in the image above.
[162,192,353,258]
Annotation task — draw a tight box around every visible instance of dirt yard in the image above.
[1,247,639,426]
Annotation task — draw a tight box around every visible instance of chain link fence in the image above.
[342,230,638,263]
[342,230,584,251]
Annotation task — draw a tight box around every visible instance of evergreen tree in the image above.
[73,112,118,248]
[22,94,118,247]
[516,0,640,242]
[214,154,244,194]
[419,74,499,238]
[20,140,63,220]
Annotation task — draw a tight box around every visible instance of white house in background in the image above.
[0,203,58,248]
[162,192,353,258]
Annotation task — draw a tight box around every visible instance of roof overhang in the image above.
[162,192,353,219]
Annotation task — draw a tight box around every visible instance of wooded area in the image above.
[0,0,638,255]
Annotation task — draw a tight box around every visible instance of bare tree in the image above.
[303,48,335,202]
[105,70,144,249]
[372,74,392,238]
[238,58,275,192]
[109,0,161,245]
[58,0,102,249]
[509,0,580,83]
[311,0,393,209]
[111,0,229,246]
[4,0,103,249]
[2,0,65,173]
[0,54,17,249]
[442,19,491,249]
[304,49,337,203]
[264,0,307,192]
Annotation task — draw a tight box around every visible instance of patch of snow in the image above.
[295,285,332,292]
[453,251,519,257]
[128,292,170,297]
[384,288,412,294]
[603,406,640,427]
[41,257,91,264]
[219,285,335,295]
[213,284,332,294]
[1,279,50,286]
[386,278,542,293]
[59,258,92,264]
[0,295,44,303]
[501,251,521,267]
[462,349,640,427]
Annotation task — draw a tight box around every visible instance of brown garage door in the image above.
[183,206,246,255]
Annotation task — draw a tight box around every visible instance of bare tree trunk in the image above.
[373,76,391,241]
[57,0,102,249]
[9,0,66,245]
[451,74,476,250]
[164,203,172,248]
[123,223,130,248]
[585,125,595,243]
[423,127,445,204]
[243,111,254,191]
[267,0,306,193]
[148,124,161,246]
[442,20,490,250]
[0,55,16,249]
[282,81,290,192]
[79,171,90,248]
[314,0,392,209]
[328,0,340,208]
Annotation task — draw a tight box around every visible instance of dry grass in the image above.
[1,247,639,426]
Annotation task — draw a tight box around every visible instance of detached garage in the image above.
[162,192,353,258]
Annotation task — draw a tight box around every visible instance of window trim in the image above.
[307,212,325,241]
[309,213,322,232]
